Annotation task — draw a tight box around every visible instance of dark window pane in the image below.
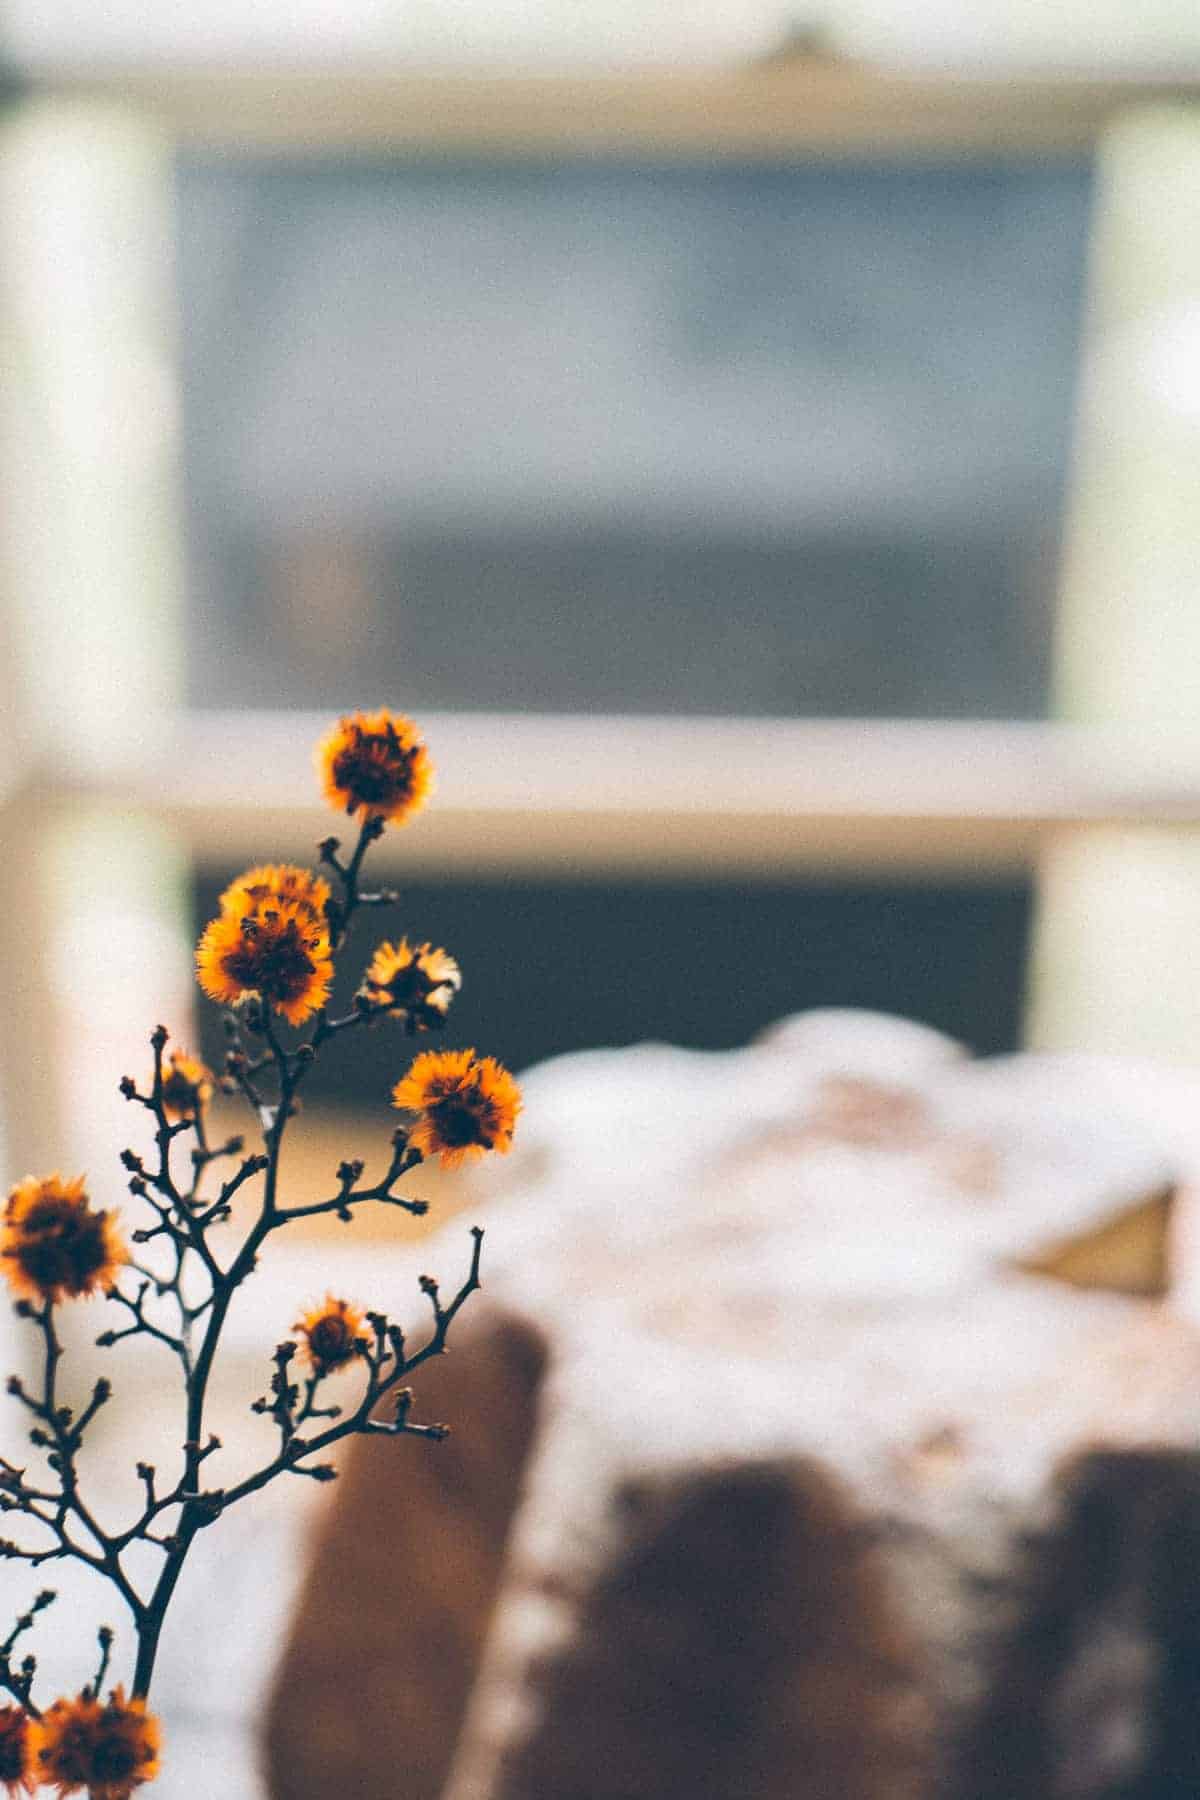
[176,155,1091,719]
[191,873,1033,1093]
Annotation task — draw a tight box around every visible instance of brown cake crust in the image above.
[265,1308,546,1800]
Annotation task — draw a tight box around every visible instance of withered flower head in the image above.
[37,1688,159,1800]
[294,1295,367,1374]
[196,898,333,1026]
[363,938,461,1026]
[0,1707,36,1796]
[2,1176,126,1304]
[159,1049,213,1122]
[219,863,331,925]
[392,1048,521,1169]
[315,708,433,825]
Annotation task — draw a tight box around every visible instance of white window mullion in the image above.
[0,96,192,1184]
[1032,106,1200,1058]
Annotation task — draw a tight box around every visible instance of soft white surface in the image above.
[8,0,1199,71]
[4,2,796,70]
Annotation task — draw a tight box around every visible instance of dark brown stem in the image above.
[6,797,485,1716]
[218,1226,482,1512]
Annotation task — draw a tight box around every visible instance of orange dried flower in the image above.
[294,1295,368,1375]
[37,1689,159,1800]
[392,1049,521,1169]
[196,899,333,1026]
[219,863,330,925]
[159,1049,213,1122]
[363,938,461,1025]
[315,709,433,825]
[1,1176,126,1305]
[0,1707,36,1796]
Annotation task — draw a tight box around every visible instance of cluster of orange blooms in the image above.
[0,710,521,1797]
[0,1690,158,1799]
[195,710,432,1027]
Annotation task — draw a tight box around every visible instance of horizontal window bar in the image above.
[29,712,1200,876]
[14,66,1200,158]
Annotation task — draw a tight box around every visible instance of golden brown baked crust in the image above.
[265,1308,546,1800]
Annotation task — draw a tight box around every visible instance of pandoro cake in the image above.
[265,1011,1200,1799]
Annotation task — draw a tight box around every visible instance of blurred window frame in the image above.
[4,59,1200,1173]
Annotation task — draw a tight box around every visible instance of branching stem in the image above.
[4,805,484,1719]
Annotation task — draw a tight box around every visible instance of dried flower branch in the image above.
[0,710,520,1795]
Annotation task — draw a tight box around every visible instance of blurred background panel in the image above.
[1,8,1200,1159]
[171,139,1088,1077]
[5,24,1200,1165]
[176,154,1090,721]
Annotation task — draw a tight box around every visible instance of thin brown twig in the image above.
[1,794,490,1725]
